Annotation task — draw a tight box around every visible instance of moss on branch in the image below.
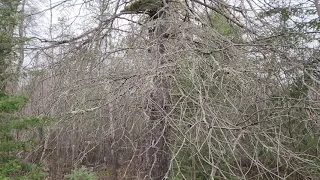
[122,0,164,15]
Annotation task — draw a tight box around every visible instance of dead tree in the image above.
[123,1,171,179]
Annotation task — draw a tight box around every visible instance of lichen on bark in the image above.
[122,0,164,15]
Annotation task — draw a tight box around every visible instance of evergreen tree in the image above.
[0,0,20,90]
[0,0,51,179]
[0,92,50,179]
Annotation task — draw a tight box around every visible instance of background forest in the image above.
[1,0,320,179]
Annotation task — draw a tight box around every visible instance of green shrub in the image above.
[0,92,51,179]
[65,166,97,180]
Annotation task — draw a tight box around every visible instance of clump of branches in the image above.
[15,0,320,179]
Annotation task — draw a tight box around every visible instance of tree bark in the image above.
[16,0,26,76]
[142,9,171,180]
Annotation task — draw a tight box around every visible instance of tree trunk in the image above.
[142,10,171,180]
[16,0,26,76]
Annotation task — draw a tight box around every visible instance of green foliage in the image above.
[0,32,14,56]
[209,13,241,38]
[65,166,97,180]
[0,0,21,31]
[0,158,48,180]
[171,146,210,180]
[0,92,51,179]
[0,94,27,113]
[258,7,299,22]
[257,4,320,40]
[172,50,320,178]
[0,1,51,179]
[0,0,24,90]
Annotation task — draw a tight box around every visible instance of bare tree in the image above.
[12,0,320,179]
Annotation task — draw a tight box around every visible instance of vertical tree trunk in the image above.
[16,0,26,76]
[142,10,171,180]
